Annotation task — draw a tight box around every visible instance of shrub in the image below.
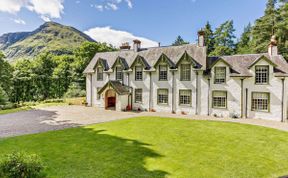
[43,99,64,103]
[0,86,8,105]
[64,83,86,98]
[0,152,45,178]
[0,103,17,110]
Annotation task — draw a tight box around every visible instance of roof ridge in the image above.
[220,53,268,57]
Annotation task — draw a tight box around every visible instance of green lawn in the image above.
[1,117,288,178]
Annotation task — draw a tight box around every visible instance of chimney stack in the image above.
[198,29,205,47]
[120,42,131,50]
[268,35,278,56]
[133,39,141,52]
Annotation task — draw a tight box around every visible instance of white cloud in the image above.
[91,0,133,11]
[40,15,51,22]
[12,18,26,25]
[125,0,132,8]
[0,0,26,14]
[0,0,64,21]
[106,3,118,11]
[28,0,64,19]
[95,5,104,12]
[84,26,158,48]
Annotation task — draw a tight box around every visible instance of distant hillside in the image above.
[0,22,95,62]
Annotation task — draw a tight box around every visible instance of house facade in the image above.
[84,32,288,122]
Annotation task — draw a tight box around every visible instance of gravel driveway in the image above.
[1,105,288,138]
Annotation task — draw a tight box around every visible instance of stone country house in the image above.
[84,31,288,122]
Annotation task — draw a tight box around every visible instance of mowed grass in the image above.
[1,117,288,178]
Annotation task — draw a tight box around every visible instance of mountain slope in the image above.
[0,22,95,62]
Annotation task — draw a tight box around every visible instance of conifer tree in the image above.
[172,36,189,46]
[236,23,253,54]
[203,22,215,56]
[210,20,236,56]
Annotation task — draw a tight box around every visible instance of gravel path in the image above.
[1,105,288,138]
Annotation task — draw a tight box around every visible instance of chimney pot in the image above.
[120,42,131,50]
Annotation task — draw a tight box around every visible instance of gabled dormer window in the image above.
[159,65,168,81]
[135,66,143,81]
[214,67,226,84]
[115,66,123,81]
[180,64,191,81]
[255,66,269,84]
[97,67,103,81]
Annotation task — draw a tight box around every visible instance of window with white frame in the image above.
[179,90,191,105]
[97,67,103,81]
[212,91,227,108]
[135,89,142,103]
[115,66,123,81]
[135,66,143,81]
[158,89,168,104]
[159,65,168,81]
[252,92,269,112]
[180,64,191,81]
[214,67,226,84]
[255,66,269,84]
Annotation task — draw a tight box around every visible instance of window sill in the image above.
[158,103,169,106]
[212,107,228,110]
[179,104,192,107]
[255,83,270,85]
[251,110,270,113]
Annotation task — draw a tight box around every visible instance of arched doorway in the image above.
[105,89,116,110]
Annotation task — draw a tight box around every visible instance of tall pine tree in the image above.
[276,1,288,59]
[172,36,189,46]
[250,0,277,53]
[203,22,215,56]
[210,20,236,56]
[236,23,253,54]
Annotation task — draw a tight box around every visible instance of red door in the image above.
[107,97,116,108]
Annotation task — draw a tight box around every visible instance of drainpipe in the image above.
[196,71,199,115]
[172,71,175,113]
[207,78,210,116]
[281,78,285,122]
[241,78,244,118]
[90,74,93,107]
[245,88,248,118]
[149,72,152,111]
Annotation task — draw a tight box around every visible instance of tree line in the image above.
[173,0,288,59]
[0,42,115,105]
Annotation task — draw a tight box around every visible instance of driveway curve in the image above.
[1,105,288,138]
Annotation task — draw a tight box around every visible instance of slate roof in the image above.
[207,53,288,77]
[84,44,207,73]
[84,43,288,77]
[98,80,131,95]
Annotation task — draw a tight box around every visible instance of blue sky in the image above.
[0,0,267,47]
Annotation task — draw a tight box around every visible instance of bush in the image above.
[0,86,8,105]
[0,152,45,178]
[0,103,17,110]
[64,83,86,98]
[43,99,64,103]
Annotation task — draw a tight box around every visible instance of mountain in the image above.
[0,22,95,62]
